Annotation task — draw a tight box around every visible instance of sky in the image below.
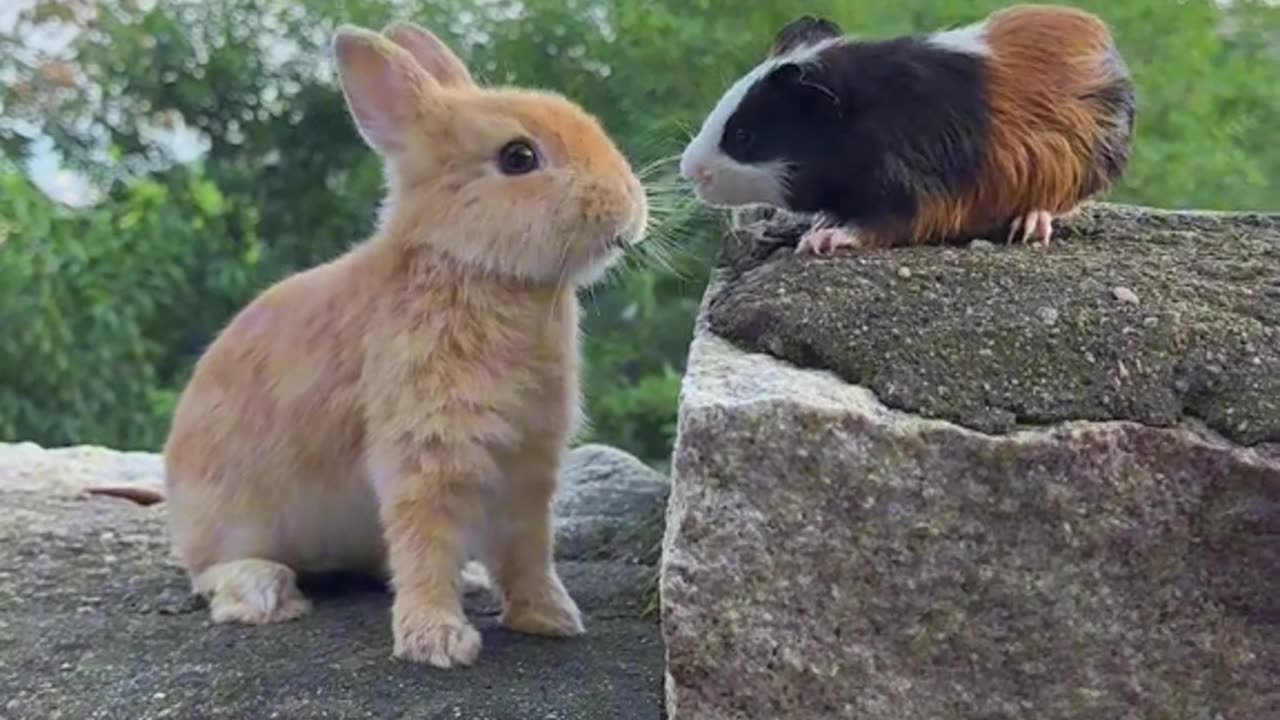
[2,0,201,207]
[2,0,89,204]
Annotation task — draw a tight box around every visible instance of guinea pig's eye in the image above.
[734,128,754,148]
[497,140,541,176]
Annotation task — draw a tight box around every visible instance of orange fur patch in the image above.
[163,20,640,665]
[83,486,164,506]
[899,5,1125,245]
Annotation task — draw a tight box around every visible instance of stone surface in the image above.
[661,205,1280,720]
[0,442,666,720]
[708,203,1280,444]
[555,444,669,564]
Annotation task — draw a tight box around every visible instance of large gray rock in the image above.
[0,441,666,720]
[0,441,668,562]
[555,444,669,564]
[661,204,1280,720]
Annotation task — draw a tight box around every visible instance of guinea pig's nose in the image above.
[678,153,699,181]
[680,161,711,185]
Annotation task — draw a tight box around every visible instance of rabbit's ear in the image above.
[332,25,438,155]
[382,21,475,89]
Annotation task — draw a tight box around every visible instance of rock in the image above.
[0,441,669,564]
[555,444,670,563]
[0,442,665,719]
[707,203,1280,443]
[1035,305,1060,326]
[1112,285,1141,305]
[0,441,164,495]
[661,204,1280,720]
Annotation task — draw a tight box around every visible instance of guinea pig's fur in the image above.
[680,4,1136,253]
[159,21,646,669]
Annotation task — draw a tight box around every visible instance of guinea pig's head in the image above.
[333,23,647,287]
[679,16,847,211]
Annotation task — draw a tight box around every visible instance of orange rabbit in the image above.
[158,21,647,668]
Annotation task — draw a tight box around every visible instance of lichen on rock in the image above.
[706,203,1280,444]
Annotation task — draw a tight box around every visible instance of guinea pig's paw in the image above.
[197,559,312,625]
[392,601,482,668]
[795,226,863,256]
[1007,209,1055,247]
[501,574,585,638]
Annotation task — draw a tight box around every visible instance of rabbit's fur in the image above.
[162,21,647,668]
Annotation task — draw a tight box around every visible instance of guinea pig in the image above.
[679,4,1136,255]
[154,21,647,669]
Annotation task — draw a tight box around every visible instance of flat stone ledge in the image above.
[706,203,1280,445]
[0,442,667,720]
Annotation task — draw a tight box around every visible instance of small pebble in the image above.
[1112,286,1140,305]
[1035,307,1060,326]
[969,239,996,250]
[897,266,912,279]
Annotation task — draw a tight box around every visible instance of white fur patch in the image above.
[685,157,792,209]
[928,20,990,56]
[680,37,845,209]
[197,559,311,624]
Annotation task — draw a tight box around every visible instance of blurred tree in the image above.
[1,0,1277,463]
[0,159,260,448]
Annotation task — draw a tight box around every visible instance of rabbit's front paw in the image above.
[501,572,584,637]
[392,599,481,668]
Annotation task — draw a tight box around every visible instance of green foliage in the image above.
[0,162,261,449]
[1,0,1278,465]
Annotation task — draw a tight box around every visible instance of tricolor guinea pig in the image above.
[679,4,1136,254]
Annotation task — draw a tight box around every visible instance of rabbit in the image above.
[157,20,648,669]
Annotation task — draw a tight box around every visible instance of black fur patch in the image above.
[1081,47,1137,198]
[770,16,844,57]
[718,37,991,230]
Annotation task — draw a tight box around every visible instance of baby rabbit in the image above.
[160,21,648,668]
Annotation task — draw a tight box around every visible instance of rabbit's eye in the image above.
[498,140,540,175]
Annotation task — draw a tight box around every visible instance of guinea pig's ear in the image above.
[332,25,440,156]
[769,16,844,57]
[382,20,476,89]
[769,63,843,117]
